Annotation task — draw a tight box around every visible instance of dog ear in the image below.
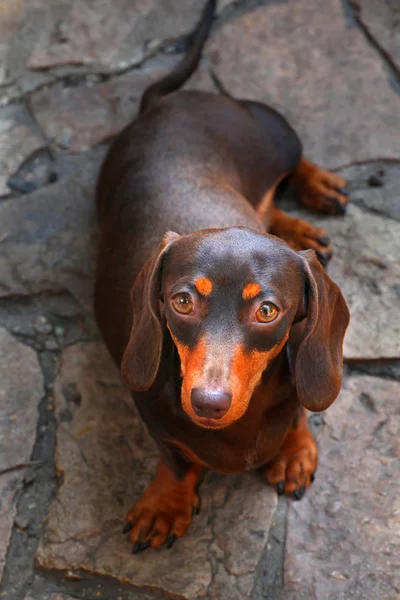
[121,231,180,391]
[290,250,350,412]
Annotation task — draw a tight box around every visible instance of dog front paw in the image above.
[123,461,201,553]
[265,409,318,500]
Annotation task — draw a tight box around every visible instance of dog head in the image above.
[121,227,349,429]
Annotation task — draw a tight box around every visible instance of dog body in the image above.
[95,90,299,366]
[95,0,349,551]
[95,86,305,472]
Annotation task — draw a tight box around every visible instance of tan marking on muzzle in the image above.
[169,322,289,429]
[227,334,290,424]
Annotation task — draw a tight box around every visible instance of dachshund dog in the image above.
[95,0,350,553]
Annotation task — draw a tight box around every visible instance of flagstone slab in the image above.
[24,594,76,600]
[29,0,400,163]
[189,0,400,169]
[0,104,45,196]
[0,328,44,579]
[36,342,277,600]
[0,0,25,85]
[29,66,171,152]
[352,0,400,73]
[285,375,400,600]
[0,148,104,312]
[26,0,232,72]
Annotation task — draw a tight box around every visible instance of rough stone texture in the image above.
[26,0,221,71]
[26,0,400,158]
[36,342,277,600]
[28,0,400,158]
[0,0,25,84]
[345,160,400,222]
[24,594,76,600]
[0,328,44,579]
[285,376,400,600]
[189,0,400,169]
[0,0,235,99]
[282,162,400,360]
[353,0,400,73]
[0,104,45,196]
[29,65,171,151]
[0,148,105,312]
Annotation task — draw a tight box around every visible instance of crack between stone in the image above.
[332,157,400,171]
[0,462,42,477]
[251,495,287,600]
[344,358,400,383]
[0,49,158,108]
[1,0,281,109]
[0,350,59,600]
[345,0,400,93]
[35,565,187,600]
[350,197,400,222]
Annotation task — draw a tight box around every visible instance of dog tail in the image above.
[138,0,216,114]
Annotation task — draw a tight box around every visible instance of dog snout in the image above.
[191,388,232,419]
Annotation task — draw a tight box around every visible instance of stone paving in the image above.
[0,1,399,599]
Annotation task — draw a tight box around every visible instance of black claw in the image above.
[310,472,316,483]
[123,522,133,534]
[193,504,201,516]
[166,534,177,549]
[336,187,348,196]
[317,236,330,247]
[132,540,151,554]
[293,486,306,501]
[277,481,285,496]
[329,197,347,215]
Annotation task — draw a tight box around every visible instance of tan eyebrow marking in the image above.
[195,277,213,296]
[243,282,262,300]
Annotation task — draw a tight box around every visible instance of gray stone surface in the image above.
[284,375,400,600]
[0,104,45,196]
[345,160,400,222]
[24,592,76,600]
[352,0,400,73]
[28,0,400,162]
[29,65,171,151]
[36,342,277,600]
[1,0,233,97]
[0,328,44,579]
[0,148,104,312]
[0,0,25,85]
[26,0,212,71]
[189,0,400,169]
[283,162,400,360]
[24,594,76,600]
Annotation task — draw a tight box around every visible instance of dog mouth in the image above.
[190,415,230,430]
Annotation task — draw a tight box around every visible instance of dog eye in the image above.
[171,292,194,315]
[255,302,279,323]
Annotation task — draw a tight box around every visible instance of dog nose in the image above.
[191,388,232,420]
